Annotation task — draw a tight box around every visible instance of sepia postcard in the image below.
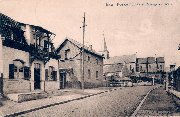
[0,0,180,116]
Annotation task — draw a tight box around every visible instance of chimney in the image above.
[89,45,92,50]
[25,24,31,45]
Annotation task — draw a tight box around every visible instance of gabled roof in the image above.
[56,38,103,58]
[156,57,165,63]
[137,58,147,64]
[104,54,136,65]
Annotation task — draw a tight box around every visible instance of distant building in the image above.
[147,57,157,73]
[104,54,136,77]
[56,38,104,89]
[103,61,130,78]
[156,57,165,72]
[136,58,147,73]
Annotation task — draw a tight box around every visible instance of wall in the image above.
[126,63,136,73]
[138,63,147,73]
[83,52,104,88]
[58,41,104,88]
[44,81,59,91]
[147,63,157,72]
[3,79,30,94]
[3,46,29,79]
[45,58,59,81]
[59,41,81,60]
[157,63,165,72]
[59,60,82,81]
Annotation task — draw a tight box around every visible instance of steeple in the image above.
[103,33,107,51]
[102,33,109,59]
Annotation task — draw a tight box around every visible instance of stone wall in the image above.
[44,81,59,91]
[3,79,31,94]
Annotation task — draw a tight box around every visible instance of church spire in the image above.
[102,32,109,59]
[103,33,107,51]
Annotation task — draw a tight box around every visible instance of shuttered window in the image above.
[53,71,57,81]
[9,64,14,79]
[24,66,30,80]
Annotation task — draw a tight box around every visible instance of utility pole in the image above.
[80,12,87,90]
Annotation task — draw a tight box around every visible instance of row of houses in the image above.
[102,38,165,81]
[0,13,104,95]
[0,13,166,96]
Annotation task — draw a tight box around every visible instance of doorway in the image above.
[60,72,66,89]
[34,63,41,89]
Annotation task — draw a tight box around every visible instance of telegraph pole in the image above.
[80,12,87,90]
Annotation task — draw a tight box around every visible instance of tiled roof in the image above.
[137,58,147,64]
[104,54,136,65]
[156,57,165,63]
[56,38,103,58]
[147,57,156,64]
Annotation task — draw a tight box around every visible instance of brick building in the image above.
[56,38,104,89]
[0,13,60,94]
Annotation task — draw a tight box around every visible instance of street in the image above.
[136,87,179,116]
[19,86,155,117]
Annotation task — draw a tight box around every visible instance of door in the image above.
[60,73,66,89]
[34,68,41,89]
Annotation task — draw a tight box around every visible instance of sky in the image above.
[0,0,180,67]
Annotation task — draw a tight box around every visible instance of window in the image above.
[44,40,48,49]
[49,66,54,80]
[149,65,151,69]
[34,63,41,69]
[96,59,98,65]
[49,66,57,81]
[140,66,142,71]
[130,65,132,70]
[88,56,90,61]
[96,71,98,79]
[65,49,70,60]
[160,65,162,69]
[88,69,91,79]
[24,66,30,80]
[19,67,23,72]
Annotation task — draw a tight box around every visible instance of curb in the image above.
[3,88,118,117]
[131,86,158,117]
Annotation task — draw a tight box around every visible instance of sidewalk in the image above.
[136,87,180,116]
[0,87,116,116]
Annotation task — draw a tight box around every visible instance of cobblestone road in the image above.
[20,86,155,117]
[136,87,180,116]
